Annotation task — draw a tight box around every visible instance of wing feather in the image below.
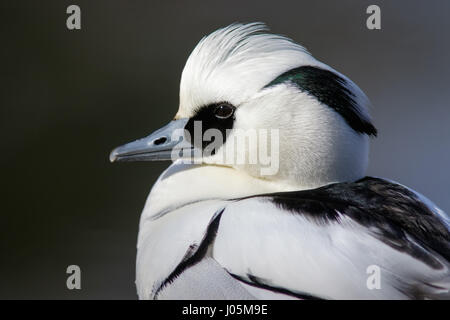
[212,177,450,299]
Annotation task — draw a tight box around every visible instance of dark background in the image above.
[1,0,449,299]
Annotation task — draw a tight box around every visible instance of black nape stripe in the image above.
[265,66,377,136]
[154,208,224,299]
[229,273,325,300]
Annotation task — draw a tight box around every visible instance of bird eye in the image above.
[214,104,235,119]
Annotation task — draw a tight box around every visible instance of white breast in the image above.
[135,160,281,299]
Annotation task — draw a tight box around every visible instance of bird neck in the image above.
[141,161,311,220]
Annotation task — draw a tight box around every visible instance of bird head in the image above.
[110,23,377,188]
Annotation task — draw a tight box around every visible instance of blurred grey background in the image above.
[1,0,449,299]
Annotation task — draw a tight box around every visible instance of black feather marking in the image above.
[264,66,377,136]
[229,273,325,300]
[154,208,224,299]
[250,177,449,269]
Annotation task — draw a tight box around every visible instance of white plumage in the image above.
[110,23,450,300]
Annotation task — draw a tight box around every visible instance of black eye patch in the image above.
[184,102,236,151]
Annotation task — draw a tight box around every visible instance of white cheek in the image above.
[221,85,369,185]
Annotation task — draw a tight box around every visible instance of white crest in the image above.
[177,22,371,126]
[179,23,314,116]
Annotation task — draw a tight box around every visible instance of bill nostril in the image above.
[153,137,167,145]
